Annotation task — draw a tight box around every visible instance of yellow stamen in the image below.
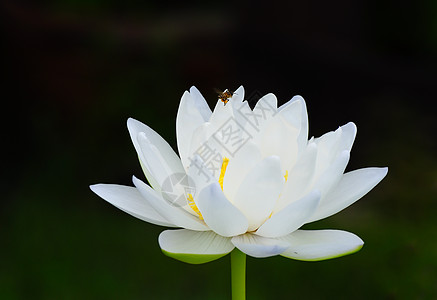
[218,157,230,191]
[187,193,203,220]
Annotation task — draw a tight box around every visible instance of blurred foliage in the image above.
[2,0,437,299]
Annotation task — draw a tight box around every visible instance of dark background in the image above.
[2,1,437,299]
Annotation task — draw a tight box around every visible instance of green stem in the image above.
[231,249,246,300]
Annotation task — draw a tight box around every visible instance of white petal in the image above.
[338,122,357,151]
[312,150,350,198]
[209,97,234,126]
[186,154,216,194]
[159,229,234,262]
[137,159,160,192]
[186,122,212,163]
[127,118,184,191]
[233,100,253,131]
[196,183,248,237]
[254,100,302,171]
[137,133,185,189]
[313,122,357,177]
[186,122,229,180]
[280,230,364,261]
[189,86,213,121]
[177,89,211,170]
[90,184,175,227]
[274,143,318,212]
[231,85,245,104]
[223,141,263,200]
[278,95,309,155]
[254,93,277,112]
[231,233,290,258]
[307,167,388,223]
[208,86,244,135]
[295,96,309,154]
[136,133,191,211]
[233,156,284,231]
[316,122,356,152]
[186,119,252,183]
[240,93,277,133]
[256,190,321,238]
[277,97,302,130]
[132,176,209,231]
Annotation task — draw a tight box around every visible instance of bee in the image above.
[215,88,236,106]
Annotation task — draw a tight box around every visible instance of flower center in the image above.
[188,160,287,221]
[187,157,230,220]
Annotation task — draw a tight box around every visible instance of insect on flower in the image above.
[215,88,236,106]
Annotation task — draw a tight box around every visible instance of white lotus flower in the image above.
[90,86,387,264]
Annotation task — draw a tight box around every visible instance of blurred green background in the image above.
[2,1,437,299]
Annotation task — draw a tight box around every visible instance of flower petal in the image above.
[185,121,240,181]
[186,122,212,163]
[137,133,185,188]
[185,154,216,194]
[159,229,234,264]
[132,176,209,231]
[236,92,278,142]
[231,233,290,258]
[312,150,350,198]
[177,89,211,170]
[233,156,284,231]
[209,96,234,127]
[231,85,245,104]
[256,190,321,238]
[223,141,263,201]
[313,122,357,177]
[277,96,303,130]
[307,167,388,223]
[274,143,318,212]
[233,100,253,130]
[278,95,309,155]
[189,86,213,120]
[254,93,277,112]
[196,183,248,237]
[280,230,364,261]
[254,100,302,171]
[127,118,184,191]
[90,184,175,227]
[208,86,244,135]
